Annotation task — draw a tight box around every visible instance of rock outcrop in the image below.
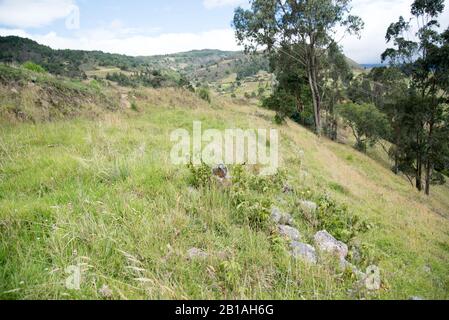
[314,230,349,260]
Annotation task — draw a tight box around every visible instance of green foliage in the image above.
[262,89,297,123]
[22,61,46,74]
[218,260,242,290]
[229,165,285,230]
[314,194,372,244]
[337,103,391,152]
[130,101,139,112]
[106,70,173,88]
[235,54,269,80]
[234,0,364,134]
[187,162,212,188]
[381,0,449,195]
[197,87,211,103]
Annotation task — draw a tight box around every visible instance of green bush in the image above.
[22,61,46,74]
[197,87,211,103]
[187,162,212,188]
[131,101,139,112]
[314,193,372,243]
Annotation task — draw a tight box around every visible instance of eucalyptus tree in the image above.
[233,0,363,134]
[382,0,449,195]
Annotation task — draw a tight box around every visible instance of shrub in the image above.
[131,101,139,112]
[187,162,212,188]
[197,87,211,103]
[23,61,46,74]
[314,193,372,243]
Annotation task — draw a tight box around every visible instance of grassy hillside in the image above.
[0,70,448,299]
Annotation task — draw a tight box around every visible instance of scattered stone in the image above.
[187,248,208,260]
[299,200,318,213]
[10,88,18,94]
[298,200,317,215]
[212,164,229,179]
[340,259,366,279]
[349,246,362,265]
[423,265,431,273]
[410,296,425,300]
[271,207,294,226]
[290,241,317,264]
[314,230,349,260]
[99,284,113,298]
[280,214,294,226]
[278,225,301,242]
[271,207,283,224]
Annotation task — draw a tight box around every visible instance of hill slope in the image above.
[0,71,448,299]
[0,36,363,85]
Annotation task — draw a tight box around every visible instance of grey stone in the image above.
[410,296,425,300]
[340,259,366,279]
[271,207,294,226]
[187,248,208,260]
[278,225,301,242]
[280,214,294,226]
[298,200,317,214]
[290,241,317,264]
[314,230,349,259]
[271,207,283,224]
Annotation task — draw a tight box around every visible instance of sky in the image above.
[0,0,448,63]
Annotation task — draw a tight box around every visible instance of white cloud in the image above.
[203,0,247,9]
[0,27,241,56]
[0,0,448,62]
[341,0,449,63]
[0,0,78,28]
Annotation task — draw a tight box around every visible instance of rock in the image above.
[278,225,301,242]
[298,200,317,214]
[271,207,283,224]
[187,248,208,260]
[271,207,294,226]
[314,230,348,260]
[11,88,18,94]
[99,284,113,298]
[290,241,317,264]
[410,296,425,300]
[280,214,294,226]
[212,164,229,179]
[340,259,366,279]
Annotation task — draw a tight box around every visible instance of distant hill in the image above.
[0,36,149,78]
[0,36,363,84]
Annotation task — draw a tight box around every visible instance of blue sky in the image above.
[1,0,449,63]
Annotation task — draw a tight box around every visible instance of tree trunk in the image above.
[307,62,321,135]
[416,154,423,191]
[425,160,432,196]
[425,121,434,196]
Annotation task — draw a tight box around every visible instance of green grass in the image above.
[0,85,448,300]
